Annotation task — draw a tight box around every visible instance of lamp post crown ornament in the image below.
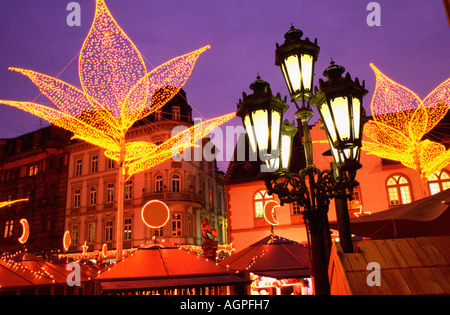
[276,24,319,61]
[284,24,303,41]
[315,60,366,94]
[249,73,271,95]
[238,74,288,109]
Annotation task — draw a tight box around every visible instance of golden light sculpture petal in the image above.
[122,45,210,128]
[264,200,280,226]
[362,141,406,161]
[362,64,450,179]
[63,231,71,252]
[0,100,121,153]
[369,63,422,131]
[8,67,120,135]
[104,141,157,163]
[422,149,450,179]
[141,200,170,229]
[18,219,30,244]
[363,120,411,152]
[79,0,148,118]
[0,198,29,208]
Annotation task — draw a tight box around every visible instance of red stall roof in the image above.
[95,239,250,293]
[220,234,311,279]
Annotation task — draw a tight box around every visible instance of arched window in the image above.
[155,174,163,192]
[171,174,181,192]
[428,170,450,195]
[253,190,274,218]
[386,174,412,206]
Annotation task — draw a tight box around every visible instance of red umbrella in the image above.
[330,188,450,239]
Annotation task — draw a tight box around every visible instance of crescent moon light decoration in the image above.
[102,243,108,258]
[141,200,170,229]
[264,200,280,226]
[63,231,71,252]
[18,219,30,244]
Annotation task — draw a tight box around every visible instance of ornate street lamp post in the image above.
[236,26,368,295]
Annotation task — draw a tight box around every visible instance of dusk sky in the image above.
[0,0,449,171]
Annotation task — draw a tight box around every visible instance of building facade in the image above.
[64,90,227,253]
[0,126,71,254]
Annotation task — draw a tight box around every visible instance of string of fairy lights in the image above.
[362,63,450,179]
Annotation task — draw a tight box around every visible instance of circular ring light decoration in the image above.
[63,231,71,252]
[141,200,170,229]
[18,219,30,244]
[264,200,280,226]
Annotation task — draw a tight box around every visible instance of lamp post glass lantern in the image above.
[236,76,289,171]
[310,61,368,171]
[275,25,320,102]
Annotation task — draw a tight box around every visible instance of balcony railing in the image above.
[142,191,203,204]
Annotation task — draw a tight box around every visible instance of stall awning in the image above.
[95,239,250,293]
[220,234,310,279]
[100,275,251,293]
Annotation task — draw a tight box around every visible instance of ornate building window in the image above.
[3,220,14,238]
[28,165,39,176]
[125,180,133,200]
[428,169,450,195]
[105,220,113,242]
[75,159,82,177]
[107,158,115,170]
[90,187,97,205]
[171,174,181,192]
[88,222,96,243]
[91,155,98,173]
[74,189,81,208]
[107,183,114,203]
[253,189,274,218]
[171,214,182,236]
[291,201,302,215]
[155,174,163,192]
[386,174,412,206]
[124,218,132,240]
[71,224,79,244]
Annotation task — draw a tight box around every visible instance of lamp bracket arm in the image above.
[264,166,360,211]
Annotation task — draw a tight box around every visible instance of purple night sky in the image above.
[0,0,449,172]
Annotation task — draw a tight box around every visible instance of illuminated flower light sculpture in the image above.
[0,0,235,259]
[362,64,450,196]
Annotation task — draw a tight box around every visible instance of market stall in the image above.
[93,238,251,295]
[220,234,311,295]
